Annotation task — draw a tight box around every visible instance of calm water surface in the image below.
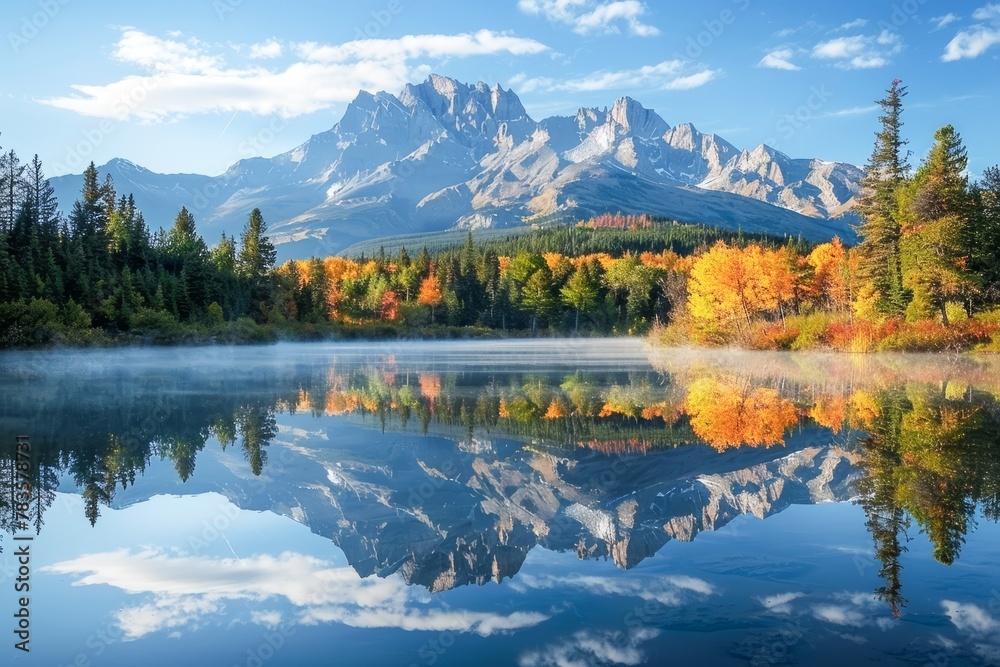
[1,339,998,666]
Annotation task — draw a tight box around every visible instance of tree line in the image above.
[0,151,279,345]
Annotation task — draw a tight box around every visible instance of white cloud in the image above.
[248,40,283,60]
[249,610,284,629]
[758,48,801,70]
[519,628,661,667]
[812,604,867,627]
[811,31,902,69]
[942,601,1000,664]
[758,592,804,614]
[941,3,1000,61]
[820,104,878,117]
[40,29,549,121]
[297,30,548,63]
[973,3,1000,20]
[42,549,549,640]
[114,29,221,74]
[809,591,892,629]
[664,69,718,90]
[515,573,715,605]
[942,601,1000,637]
[813,35,868,59]
[930,13,961,30]
[511,61,716,94]
[518,0,660,36]
[839,18,868,30]
[942,26,1000,61]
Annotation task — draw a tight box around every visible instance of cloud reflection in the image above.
[519,628,661,667]
[43,549,548,640]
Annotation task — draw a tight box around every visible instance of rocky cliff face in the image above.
[51,75,863,258]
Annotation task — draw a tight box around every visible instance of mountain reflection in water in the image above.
[1,341,999,626]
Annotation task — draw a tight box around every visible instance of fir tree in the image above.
[856,79,910,316]
[898,125,973,323]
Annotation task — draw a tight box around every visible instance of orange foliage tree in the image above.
[417,267,443,324]
[683,376,799,450]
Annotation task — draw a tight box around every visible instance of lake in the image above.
[1,339,998,666]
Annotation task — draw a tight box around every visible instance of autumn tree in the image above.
[687,242,768,339]
[683,375,798,450]
[757,246,797,327]
[417,266,443,324]
[807,237,849,311]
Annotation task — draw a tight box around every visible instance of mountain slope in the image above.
[50,75,863,259]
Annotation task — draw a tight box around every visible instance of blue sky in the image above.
[2,0,998,178]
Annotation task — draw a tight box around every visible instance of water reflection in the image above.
[1,343,999,626]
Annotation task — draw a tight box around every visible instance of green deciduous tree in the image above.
[561,261,601,333]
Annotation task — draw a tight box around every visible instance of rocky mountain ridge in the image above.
[50,74,863,259]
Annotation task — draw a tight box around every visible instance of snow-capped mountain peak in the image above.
[50,74,862,259]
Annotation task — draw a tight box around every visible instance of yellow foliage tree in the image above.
[808,237,849,311]
[687,242,771,338]
[417,269,443,324]
[684,376,799,450]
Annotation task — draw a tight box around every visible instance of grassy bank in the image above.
[649,308,1000,354]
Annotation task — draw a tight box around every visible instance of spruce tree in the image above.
[0,149,25,234]
[898,125,973,323]
[237,208,276,281]
[969,166,1000,308]
[237,208,276,320]
[856,79,910,316]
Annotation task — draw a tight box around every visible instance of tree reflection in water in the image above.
[1,348,999,616]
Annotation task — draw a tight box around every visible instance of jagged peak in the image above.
[397,74,532,130]
[749,143,790,161]
[664,123,703,150]
[427,73,460,97]
[608,96,669,136]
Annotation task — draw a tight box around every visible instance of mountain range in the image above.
[50,74,864,259]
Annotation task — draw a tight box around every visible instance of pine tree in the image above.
[66,163,114,306]
[969,166,1000,307]
[237,208,276,321]
[237,208,276,281]
[856,79,910,316]
[898,125,973,324]
[478,249,502,326]
[0,149,25,234]
[521,264,556,335]
[211,232,239,317]
[24,155,60,236]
